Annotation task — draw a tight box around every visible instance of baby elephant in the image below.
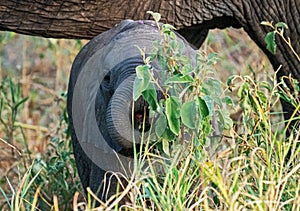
[67,20,196,202]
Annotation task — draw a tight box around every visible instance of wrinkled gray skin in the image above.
[67,20,197,201]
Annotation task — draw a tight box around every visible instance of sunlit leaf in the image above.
[166,96,181,135]
[161,127,176,141]
[260,21,273,27]
[178,56,192,66]
[162,139,170,155]
[147,11,161,22]
[264,31,276,54]
[218,109,233,130]
[198,97,210,118]
[142,85,158,111]
[259,81,272,92]
[165,74,194,84]
[181,100,197,129]
[222,96,234,106]
[133,65,151,100]
[256,91,267,109]
[155,113,167,137]
[275,22,288,30]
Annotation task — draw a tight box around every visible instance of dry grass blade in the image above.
[14,168,29,210]
[53,195,59,211]
[30,186,40,211]
[73,191,80,211]
[86,187,106,208]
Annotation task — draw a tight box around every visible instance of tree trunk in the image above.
[0,0,242,39]
[0,0,154,39]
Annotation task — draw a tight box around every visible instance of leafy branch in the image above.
[261,21,300,62]
[134,11,233,155]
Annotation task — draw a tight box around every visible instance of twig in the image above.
[0,137,22,157]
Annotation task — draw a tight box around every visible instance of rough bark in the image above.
[0,0,257,39]
[0,0,155,39]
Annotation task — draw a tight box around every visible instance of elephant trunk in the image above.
[106,75,152,150]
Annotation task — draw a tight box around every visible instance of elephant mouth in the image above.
[105,75,152,154]
[105,73,163,158]
[132,97,151,133]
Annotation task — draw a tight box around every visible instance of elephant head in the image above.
[1,0,299,125]
[67,20,196,201]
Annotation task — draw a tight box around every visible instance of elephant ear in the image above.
[67,20,197,177]
[68,20,161,175]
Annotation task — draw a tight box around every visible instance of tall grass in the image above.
[0,35,84,210]
[87,74,300,210]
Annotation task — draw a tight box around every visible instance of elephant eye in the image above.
[99,73,112,93]
[104,75,111,83]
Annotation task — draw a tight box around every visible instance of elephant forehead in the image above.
[104,25,196,65]
[101,34,160,68]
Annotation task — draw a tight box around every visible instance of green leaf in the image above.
[207,52,217,60]
[181,64,193,74]
[203,79,222,106]
[248,91,260,114]
[166,96,181,135]
[256,90,267,109]
[162,139,170,156]
[168,31,177,40]
[238,82,250,98]
[162,23,176,31]
[277,90,292,104]
[155,113,167,137]
[178,56,192,66]
[157,54,168,70]
[207,52,218,65]
[142,85,158,111]
[227,75,236,87]
[259,81,272,92]
[133,65,151,100]
[264,31,276,54]
[218,109,233,130]
[165,74,194,84]
[136,65,151,79]
[147,11,161,23]
[198,97,210,118]
[15,97,28,110]
[161,127,176,141]
[222,96,234,106]
[275,22,288,30]
[181,100,197,129]
[162,24,177,40]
